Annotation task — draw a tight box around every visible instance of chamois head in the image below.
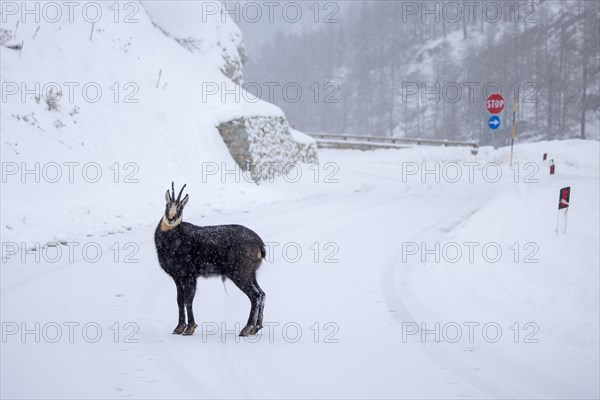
[162,182,189,229]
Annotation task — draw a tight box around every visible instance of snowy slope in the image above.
[0,1,296,245]
[1,139,598,398]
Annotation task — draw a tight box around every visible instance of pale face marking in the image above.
[161,203,182,230]
[167,204,178,219]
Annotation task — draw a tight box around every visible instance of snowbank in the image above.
[0,1,316,244]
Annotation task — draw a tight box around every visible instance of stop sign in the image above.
[486,93,505,114]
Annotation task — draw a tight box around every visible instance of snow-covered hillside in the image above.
[1,139,598,398]
[0,1,314,244]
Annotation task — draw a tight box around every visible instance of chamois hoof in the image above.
[182,323,198,336]
[239,325,262,337]
[172,323,186,335]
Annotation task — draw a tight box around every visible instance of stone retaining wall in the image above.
[218,116,318,182]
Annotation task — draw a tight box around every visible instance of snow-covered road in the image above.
[2,143,598,399]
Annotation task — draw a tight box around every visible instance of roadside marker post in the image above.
[556,187,571,236]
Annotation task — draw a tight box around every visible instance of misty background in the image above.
[234,0,600,144]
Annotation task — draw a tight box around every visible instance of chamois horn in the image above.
[176,183,187,203]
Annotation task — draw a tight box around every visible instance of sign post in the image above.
[509,93,517,166]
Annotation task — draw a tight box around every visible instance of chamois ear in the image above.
[165,190,171,204]
[181,194,189,208]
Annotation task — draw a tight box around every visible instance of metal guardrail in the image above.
[307,133,479,154]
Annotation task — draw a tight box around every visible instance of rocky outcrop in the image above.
[216,23,247,85]
[144,2,247,85]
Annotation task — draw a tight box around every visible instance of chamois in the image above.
[154,182,266,336]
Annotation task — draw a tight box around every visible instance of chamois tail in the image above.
[221,276,228,294]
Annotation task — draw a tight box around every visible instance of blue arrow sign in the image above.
[488,115,501,130]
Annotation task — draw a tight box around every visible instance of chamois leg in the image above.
[230,274,263,336]
[172,281,186,334]
[253,279,266,329]
[182,278,198,336]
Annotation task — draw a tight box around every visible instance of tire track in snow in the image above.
[378,182,544,398]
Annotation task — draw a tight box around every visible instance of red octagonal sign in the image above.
[486,93,505,114]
